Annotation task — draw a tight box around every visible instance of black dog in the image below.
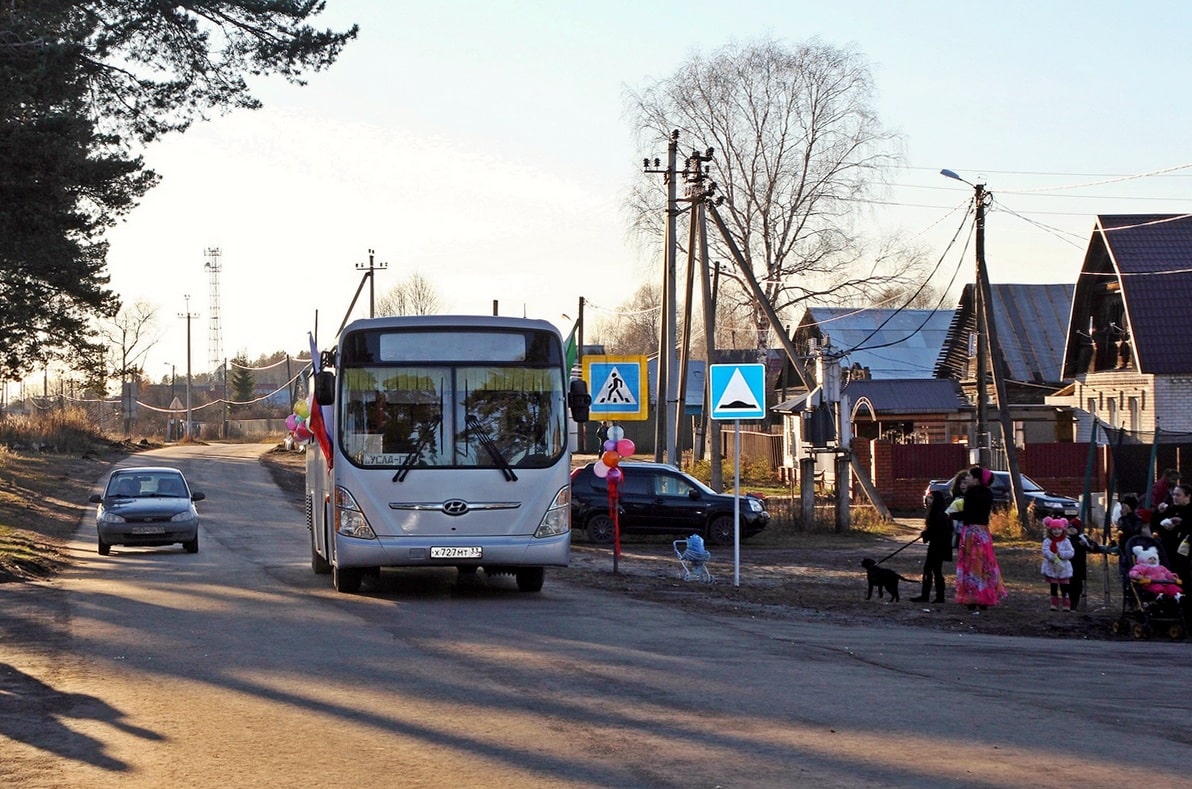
[861,558,916,602]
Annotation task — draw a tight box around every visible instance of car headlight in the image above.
[99,510,126,524]
[170,510,194,523]
[746,498,764,512]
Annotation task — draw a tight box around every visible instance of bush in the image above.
[0,408,109,454]
[687,456,780,488]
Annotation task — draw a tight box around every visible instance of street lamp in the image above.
[941,169,991,468]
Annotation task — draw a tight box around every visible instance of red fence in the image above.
[864,440,1104,513]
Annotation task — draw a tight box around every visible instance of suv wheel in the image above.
[707,515,734,546]
[586,513,615,544]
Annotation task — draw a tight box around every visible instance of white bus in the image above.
[305,315,590,593]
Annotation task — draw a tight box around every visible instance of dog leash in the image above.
[875,534,921,565]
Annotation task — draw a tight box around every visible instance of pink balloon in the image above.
[294,424,313,441]
[606,466,623,483]
[615,438,635,457]
[285,414,298,432]
[592,461,610,478]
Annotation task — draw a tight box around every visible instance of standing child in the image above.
[1041,515,1076,611]
[911,490,953,603]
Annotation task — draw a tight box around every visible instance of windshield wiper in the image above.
[467,415,517,482]
[392,418,441,483]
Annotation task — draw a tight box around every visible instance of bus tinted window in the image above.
[342,329,561,366]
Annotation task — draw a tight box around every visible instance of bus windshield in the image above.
[337,329,567,471]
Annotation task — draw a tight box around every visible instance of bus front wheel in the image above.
[333,564,362,594]
[516,567,545,592]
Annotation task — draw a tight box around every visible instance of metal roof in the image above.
[1066,214,1192,376]
[935,283,1073,385]
[843,378,970,416]
[795,307,953,379]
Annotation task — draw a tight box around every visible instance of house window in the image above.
[1129,396,1141,433]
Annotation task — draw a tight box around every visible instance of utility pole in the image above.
[179,296,198,439]
[356,248,388,318]
[643,131,680,463]
[974,184,990,468]
[942,169,1029,529]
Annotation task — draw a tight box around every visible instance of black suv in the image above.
[570,461,770,545]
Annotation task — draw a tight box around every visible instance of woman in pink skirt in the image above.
[951,467,1008,614]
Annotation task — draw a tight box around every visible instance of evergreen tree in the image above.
[0,2,357,381]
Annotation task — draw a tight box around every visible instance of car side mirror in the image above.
[688,489,699,500]
[88,493,102,504]
[314,370,336,405]
[191,491,206,502]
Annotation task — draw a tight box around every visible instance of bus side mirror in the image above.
[568,379,591,423]
[315,370,336,405]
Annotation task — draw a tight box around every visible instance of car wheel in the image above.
[333,564,362,594]
[586,513,615,544]
[182,534,199,554]
[516,567,545,592]
[310,529,331,575]
[97,535,111,556]
[707,515,734,546]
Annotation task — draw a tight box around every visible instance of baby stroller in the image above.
[1111,534,1187,640]
[674,534,713,583]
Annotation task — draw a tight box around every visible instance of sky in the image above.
[29,0,1192,390]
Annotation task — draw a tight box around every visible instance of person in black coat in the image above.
[910,490,953,603]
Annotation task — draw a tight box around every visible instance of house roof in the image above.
[935,283,1073,385]
[794,307,953,379]
[1063,214,1192,376]
[844,378,971,417]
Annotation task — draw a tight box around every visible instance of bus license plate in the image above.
[431,546,482,559]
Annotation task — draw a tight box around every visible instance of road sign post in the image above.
[709,364,766,587]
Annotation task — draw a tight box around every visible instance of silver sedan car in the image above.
[89,467,205,555]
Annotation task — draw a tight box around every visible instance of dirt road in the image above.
[2,444,1189,788]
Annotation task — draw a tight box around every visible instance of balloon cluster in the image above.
[285,398,313,442]
[592,424,635,482]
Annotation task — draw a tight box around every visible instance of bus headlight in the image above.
[535,485,571,538]
[335,486,377,540]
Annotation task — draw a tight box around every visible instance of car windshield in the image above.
[107,472,186,498]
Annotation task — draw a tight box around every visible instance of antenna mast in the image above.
[204,247,224,379]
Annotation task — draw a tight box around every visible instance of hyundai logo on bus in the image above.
[442,499,469,516]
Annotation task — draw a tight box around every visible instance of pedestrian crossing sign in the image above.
[583,355,647,420]
[709,363,766,420]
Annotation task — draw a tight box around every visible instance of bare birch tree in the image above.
[627,38,916,355]
[377,273,443,317]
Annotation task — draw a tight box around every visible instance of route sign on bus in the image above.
[583,355,648,421]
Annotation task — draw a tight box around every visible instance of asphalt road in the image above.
[1,443,1188,787]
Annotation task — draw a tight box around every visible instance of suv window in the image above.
[621,474,649,496]
[655,473,695,497]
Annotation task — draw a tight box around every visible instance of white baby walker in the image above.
[673,534,714,583]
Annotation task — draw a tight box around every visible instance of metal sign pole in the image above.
[734,418,741,587]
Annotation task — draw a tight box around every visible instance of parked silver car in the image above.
[89,467,205,555]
